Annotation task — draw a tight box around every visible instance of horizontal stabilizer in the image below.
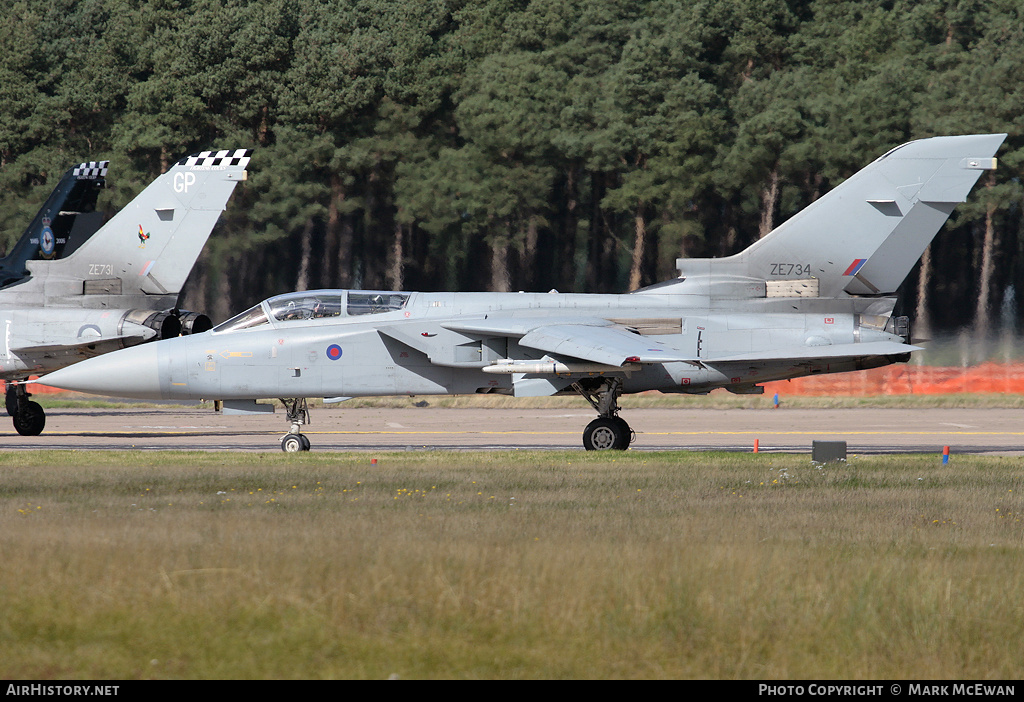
[705,341,920,364]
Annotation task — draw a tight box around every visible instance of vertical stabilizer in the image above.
[0,161,108,287]
[30,149,252,296]
[674,134,1005,298]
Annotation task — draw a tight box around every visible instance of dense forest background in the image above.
[1,0,1022,351]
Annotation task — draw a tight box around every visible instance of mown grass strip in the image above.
[2,451,1022,679]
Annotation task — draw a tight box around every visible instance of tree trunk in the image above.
[296,217,313,291]
[562,166,580,289]
[387,220,404,291]
[323,173,351,289]
[491,227,511,293]
[521,215,538,289]
[759,166,780,238]
[975,174,997,339]
[585,171,603,291]
[914,244,932,343]
[913,244,933,368]
[628,202,647,291]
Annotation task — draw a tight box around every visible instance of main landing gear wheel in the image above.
[573,378,633,451]
[281,433,310,453]
[8,383,46,436]
[13,400,45,437]
[583,417,631,451]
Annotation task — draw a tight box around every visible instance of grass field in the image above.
[2,450,1023,679]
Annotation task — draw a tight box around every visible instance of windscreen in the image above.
[212,304,269,332]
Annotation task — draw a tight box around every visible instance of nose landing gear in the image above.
[279,398,311,452]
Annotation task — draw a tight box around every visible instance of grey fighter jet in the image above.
[2,149,251,435]
[42,134,1004,451]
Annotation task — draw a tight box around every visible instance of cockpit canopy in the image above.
[269,293,343,322]
[345,291,410,316]
[212,290,411,333]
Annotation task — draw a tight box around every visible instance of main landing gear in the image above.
[573,378,633,451]
[280,398,311,452]
[6,382,45,436]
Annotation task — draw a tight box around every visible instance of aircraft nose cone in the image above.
[40,343,164,399]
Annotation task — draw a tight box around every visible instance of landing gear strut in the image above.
[6,382,45,436]
[279,398,311,452]
[573,378,632,451]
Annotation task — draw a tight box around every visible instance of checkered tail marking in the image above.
[72,161,109,179]
[177,149,253,168]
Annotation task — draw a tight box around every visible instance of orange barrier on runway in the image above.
[0,378,65,394]
[761,363,1024,396]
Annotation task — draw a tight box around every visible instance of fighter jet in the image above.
[41,134,1004,451]
[2,149,251,435]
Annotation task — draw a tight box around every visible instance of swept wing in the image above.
[516,324,693,366]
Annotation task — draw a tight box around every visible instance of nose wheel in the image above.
[279,398,311,452]
[281,432,311,452]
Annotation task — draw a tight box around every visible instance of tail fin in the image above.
[0,160,108,287]
[674,134,1005,298]
[30,149,251,296]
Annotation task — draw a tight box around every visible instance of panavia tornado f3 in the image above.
[42,135,1004,451]
[3,149,251,435]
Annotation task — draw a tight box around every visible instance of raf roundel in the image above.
[326,344,343,360]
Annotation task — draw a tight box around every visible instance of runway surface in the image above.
[2,405,1024,454]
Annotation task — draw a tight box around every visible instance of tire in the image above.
[13,401,45,436]
[281,433,304,453]
[583,417,628,451]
